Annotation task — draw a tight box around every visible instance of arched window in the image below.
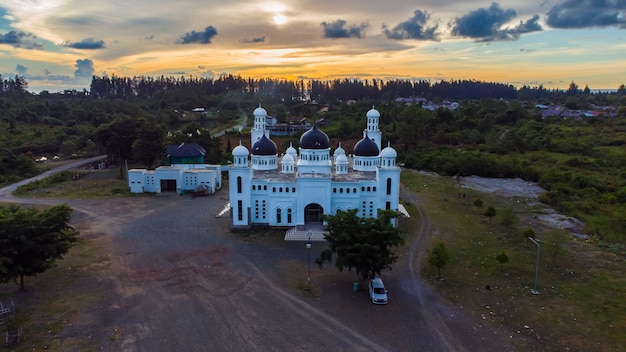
[287,208,292,223]
[276,208,282,223]
[237,176,242,193]
[386,178,392,195]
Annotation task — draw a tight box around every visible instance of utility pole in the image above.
[528,237,541,295]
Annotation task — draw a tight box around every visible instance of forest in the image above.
[1,74,625,245]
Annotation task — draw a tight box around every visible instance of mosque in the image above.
[228,105,401,239]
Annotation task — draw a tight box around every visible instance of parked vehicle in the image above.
[368,277,388,304]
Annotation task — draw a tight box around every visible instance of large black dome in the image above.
[299,125,330,149]
[354,135,379,156]
[251,135,277,155]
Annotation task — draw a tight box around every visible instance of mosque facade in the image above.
[228,106,401,231]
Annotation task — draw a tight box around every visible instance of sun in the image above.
[272,13,287,25]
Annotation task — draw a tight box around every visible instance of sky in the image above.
[0,0,625,93]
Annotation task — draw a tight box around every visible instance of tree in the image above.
[473,198,484,212]
[521,227,536,242]
[543,229,569,267]
[315,209,404,286]
[495,250,509,271]
[427,241,450,279]
[0,204,80,290]
[484,205,497,223]
[498,207,518,228]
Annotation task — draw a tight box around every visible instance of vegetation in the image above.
[315,209,404,285]
[427,242,450,278]
[0,203,80,290]
[404,170,625,351]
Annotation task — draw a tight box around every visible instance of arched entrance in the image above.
[304,203,323,223]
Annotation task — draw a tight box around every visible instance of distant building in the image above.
[228,105,401,239]
[128,142,222,195]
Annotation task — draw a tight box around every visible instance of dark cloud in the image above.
[177,26,218,44]
[74,59,95,78]
[382,10,439,41]
[451,3,542,42]
[321,19,367,39]
[546,0,626,29]
[16,64,27,75]
[63,38,106,49]
[241,36,266,44]
[0,30,43,49]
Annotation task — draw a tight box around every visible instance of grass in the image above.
[0,226,111,351]
[401,169,625,352]
[14,168,131,198]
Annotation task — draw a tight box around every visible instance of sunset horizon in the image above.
[1,1,624,93]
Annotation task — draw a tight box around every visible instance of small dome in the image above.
[366,107,380,118]
[286,142,297,157]
[380,144,397,158]
[251,135,277,155]
[232,143,249,156]
[253,105,267,116]
[336,153,348,164]
[333,143,345,157]
[282,153,294,164]
[300,125,330,150]
[354,134,380,157]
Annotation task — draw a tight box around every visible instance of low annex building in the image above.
[228,105,401,234]
[128,142,222,194]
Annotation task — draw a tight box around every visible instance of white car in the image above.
[368,277,388,305]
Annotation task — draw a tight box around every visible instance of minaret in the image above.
[377,142,400,225]
[251,104,267,145]
[229,141,251,228]
[365,106,382,151]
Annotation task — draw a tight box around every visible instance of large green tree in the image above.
[0,203,80,290]
[315,209,404,285]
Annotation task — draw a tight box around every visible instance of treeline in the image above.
[88,75,522,102]
[0,74,28,94]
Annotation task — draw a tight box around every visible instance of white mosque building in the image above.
[228,105,401,239]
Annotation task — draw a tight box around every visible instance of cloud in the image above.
[177,26,218,44]
[546,0,626,29]
[382,10,439,41]
[0,30,43,49]
[74,59,95,78]
[321,19,367,39]
[241,36,266,44]
[63,38,106,49]
[16,64,28,76]
[451,3,542,42]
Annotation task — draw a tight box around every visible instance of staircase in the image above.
[284,225,328,242]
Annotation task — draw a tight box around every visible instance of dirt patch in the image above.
[459,175,587,238]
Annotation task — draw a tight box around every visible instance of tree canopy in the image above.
[0,203,80,290]
[315,209,404,284]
